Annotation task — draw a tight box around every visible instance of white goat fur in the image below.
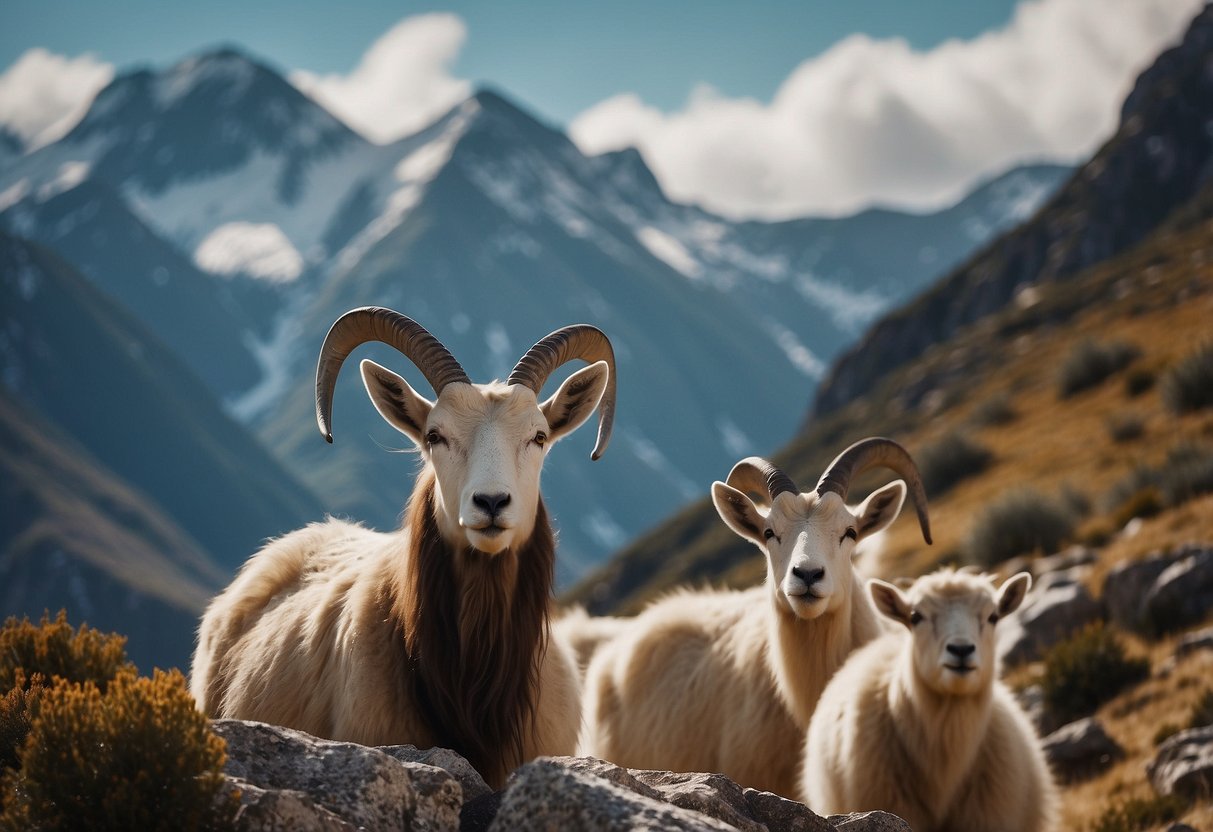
[803,569,1057,832]
[554,605,633,675]
[192,353,611,787]
[579,478,908,797]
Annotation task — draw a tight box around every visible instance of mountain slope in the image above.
[813,5,1213,418]
[0,178,276,398]
[0,390,224,671]
[0,232,324,572]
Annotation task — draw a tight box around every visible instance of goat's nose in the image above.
[791,566,825,587]
[472,492,511,518]
[946,642,976,658]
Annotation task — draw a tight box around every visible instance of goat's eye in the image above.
[763,528,776,541]
[987,612,1000,625]
[533,431,547,447]
[841,527,857,543]
[909,611,923,626]
[425,429,445,447]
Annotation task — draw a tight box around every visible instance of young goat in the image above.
[580,438,931,797]
[804,568,1057,832]
[190,307,616,787]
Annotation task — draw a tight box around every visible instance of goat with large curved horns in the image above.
[191,306,617,787]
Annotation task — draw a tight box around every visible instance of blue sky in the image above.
[3,0,1023,125]
[0,1,1199,217]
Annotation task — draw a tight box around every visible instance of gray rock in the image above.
[743,790,833,832]
[224,776,354,831]
[1175,625,1213,660]
[212,720,462,832]
[1015,684,1048,733]
[1147,726,1213,799]
[827,811,913,831]
[488,757,736,831]
[1031,547,1098,577]
[1144,548,1213,635]
[379,744,492,802]
[630,770,767,832]
[1041,717,1124,782]
[998,567,1103,666]
[1103,552,1183,633]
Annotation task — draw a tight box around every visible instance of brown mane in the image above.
[394,467,554,787]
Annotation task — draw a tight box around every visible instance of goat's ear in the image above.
[870,579,914,627]
[996,572,1032,617]
[540,360,609,444]
[711,481,766,546]
[854,480,907,540]
[360,359,433,446]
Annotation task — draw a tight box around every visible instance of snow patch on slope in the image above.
[194,222,303,282]
[635,226,701,278]
[793,273,888,333]
[37,161,89,201]
[766,318,826,380]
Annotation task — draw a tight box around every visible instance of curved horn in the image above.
[726,457,800,506]
[315,307,469,443]
[816,437,932,545]
[507,325,616,460]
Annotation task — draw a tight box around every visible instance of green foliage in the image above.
[1162,341,1213,413]
[1058,339,1141,398]
[0,669,236,831]
[1042,622,1150,725]
[965,487,1075,567]
[1090,794,1187,832]
[0,611,133,693]
[917,431,993,497]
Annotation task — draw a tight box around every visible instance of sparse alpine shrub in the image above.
[917,432,993,497]
[1058,339,1141,399]
[965,488,1074,567]
[1090,793,1187,832]
[0,611,132,693]
[1105,412,1145,444]
[0,674,42,771]
[1041,622,1149,725]
[1162,341,1213,413]
[1123,366,1155,398]
[969,391,1017,426]
[0,669,236,831]
[1106,443,1213,515]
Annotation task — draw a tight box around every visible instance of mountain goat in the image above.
[803,568,1057,832]
[190,307,617,787]
[580,438,932,797]
[553,605,633,675]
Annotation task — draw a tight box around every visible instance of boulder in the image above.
[1040,717,1124,782]
[998,568,1103,666]
[1147,726,1213,799]
[1031,547,1098,577]
[379,744,493,802]
[1103,551,1183,633]
[828,813,913,832]
[212,720,462,832]
[1174,624,1213,661]
[1144,547,1213,635]
[224,776,354,831]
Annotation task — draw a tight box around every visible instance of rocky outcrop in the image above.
[212,720,910,831]
[1040,718,1124,783]
[1147,726,1213,799]
[812,5,1213,418]
[998,567,1103,666]
[1103,545,1213,635]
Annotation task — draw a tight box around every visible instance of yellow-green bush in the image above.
[0,611,132,692]
[1041,622,1149,725]
[0,669,236,831]
[0,674,42,771]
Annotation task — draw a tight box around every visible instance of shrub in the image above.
[0,669,236,831]
[1162,341,1213,413]
[970,392,1017,426]
[1041,622,1150,725]
[0,611,132,693]
[917,432,993,496]
[1123,366,1155,398]
[0,674,42,771]
[1109,486,1164,529]
[1105,443,1213,516]
[1058,339,1141,398]
[1090,794,1187,832]
[1105,413,1144,444]
[965,488,1075,567]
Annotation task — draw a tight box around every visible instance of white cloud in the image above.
[291,13,471,144]
[571,0,1203,218]
[0,48,113,150]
